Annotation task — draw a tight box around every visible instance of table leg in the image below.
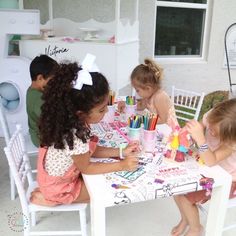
[90,199,106,236]
[205,176,231,236]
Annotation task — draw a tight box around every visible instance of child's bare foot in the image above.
[171,219,188,236]
[184,225,204,236]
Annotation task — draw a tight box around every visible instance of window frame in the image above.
[154,0,212,63]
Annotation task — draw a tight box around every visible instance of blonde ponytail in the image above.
[131,57,163,89]
[144,58,163,82]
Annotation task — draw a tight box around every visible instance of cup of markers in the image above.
[102,90,116,123]
[142,114,158,152]
[127,115,142,142]
[125,96,137,120]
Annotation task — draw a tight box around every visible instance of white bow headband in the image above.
[73,53,100,90]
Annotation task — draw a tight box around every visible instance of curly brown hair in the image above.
[131,58,163,89]
[39,62,109,149]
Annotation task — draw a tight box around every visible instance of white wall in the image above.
[138,0,156,62]
[21,0,236,95]
[139,0,236,95]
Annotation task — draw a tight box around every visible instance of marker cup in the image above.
[102,105,115,123]
[125,104,137,120]
[142,129,156,152]
[128,127,141,142]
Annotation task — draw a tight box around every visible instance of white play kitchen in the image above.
[0,8,40,136]
[19,0,140,93]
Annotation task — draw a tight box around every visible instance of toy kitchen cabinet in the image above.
[19,0,139,93]
[0,8,40,136]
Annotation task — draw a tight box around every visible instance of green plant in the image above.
[175,90,229,127]
[198,90,229,121]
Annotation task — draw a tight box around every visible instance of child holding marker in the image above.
[118,58,178,128]
[171,99,236,236]
[30,54,139,206]
[130,58,178,127]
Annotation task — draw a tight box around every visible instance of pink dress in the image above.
[203,113,236,182]
[31,136,98,206]
[32,147,82,206]
[186,111,236,203]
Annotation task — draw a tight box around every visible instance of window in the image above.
[155,0,210,59]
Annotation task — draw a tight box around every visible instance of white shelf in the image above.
[19,0,139,93]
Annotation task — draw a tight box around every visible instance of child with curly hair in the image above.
[172,98,236,236]
[31,55,139,206]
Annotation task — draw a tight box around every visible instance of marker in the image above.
[111,184,130,189]
[154,179,164,184]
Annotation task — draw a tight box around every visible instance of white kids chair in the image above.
[222,198,236,232]
[0,96,38,154]
[171,86,205,123]
[4,124,88,236]
[198,196,236,234]
[0,96,38,200]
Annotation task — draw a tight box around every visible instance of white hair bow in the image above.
[74,53,100,90]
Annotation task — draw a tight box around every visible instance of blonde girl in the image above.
[172,98,236,236]
[131,58,178,127]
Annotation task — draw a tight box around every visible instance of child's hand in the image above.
[117,101,126,113]
[120,156,138,171]
[123,142,141,157]
[136,99,146,111]
[186,120,206,146]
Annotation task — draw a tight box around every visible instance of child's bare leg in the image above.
[178,196,203,236]
[172,195,188,236]
[73,180,90,203]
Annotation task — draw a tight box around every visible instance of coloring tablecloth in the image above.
[90,122,206,206]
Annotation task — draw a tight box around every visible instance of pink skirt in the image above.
[31,147,82,206]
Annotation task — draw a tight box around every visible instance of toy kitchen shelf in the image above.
[19,0,139,93]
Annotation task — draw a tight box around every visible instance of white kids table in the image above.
[83,122,232,236]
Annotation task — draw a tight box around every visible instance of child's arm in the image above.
[154,95,170,124]
[117,101,126,113]
[93,146,119,158]
[186,119,233,166]
[93,142,139,158]
[137,98,146,111]
[203,145,233,166]
[72,151,138,174]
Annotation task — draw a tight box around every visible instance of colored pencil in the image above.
[143,114,158,130]
[108,90,116,105]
